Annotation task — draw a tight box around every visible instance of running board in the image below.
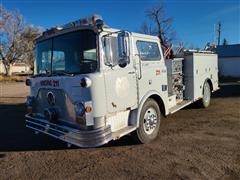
[112,126,137,140]
[169,100,192,114]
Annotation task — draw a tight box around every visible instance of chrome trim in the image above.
[25,114,112,148]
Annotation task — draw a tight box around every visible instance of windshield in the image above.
[35,30,97,75]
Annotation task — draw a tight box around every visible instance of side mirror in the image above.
[117,31,130,68]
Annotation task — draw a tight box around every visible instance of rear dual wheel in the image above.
[198,82,211,108]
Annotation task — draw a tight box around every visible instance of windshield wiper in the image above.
[32,73,50,78]
[32,68,51,78]
[32,71,74,78]
[52,71,74,77]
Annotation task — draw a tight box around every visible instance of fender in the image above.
[205,78,213,92]
[194,78,214,102]
[129,90,168,127]
[200,78,213,96]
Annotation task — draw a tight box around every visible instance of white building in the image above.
[0,61,31,75]
[0,61,5,74]
[216,44,240,77]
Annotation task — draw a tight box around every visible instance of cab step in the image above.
[112,126,137,140]
[169,100,192,114]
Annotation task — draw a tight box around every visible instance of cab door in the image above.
[133,38,168,103]
[103,36,137,113]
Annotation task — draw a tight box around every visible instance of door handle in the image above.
[128,71,135,74]
[138,59,142,80]
[134,54,142,80]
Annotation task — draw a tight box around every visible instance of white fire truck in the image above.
[25,15,219,147]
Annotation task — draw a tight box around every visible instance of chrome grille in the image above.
[33,88,76,123]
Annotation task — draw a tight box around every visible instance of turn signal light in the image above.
[25,79,31,86]
[85,106,92,113]
[27,106,33,113]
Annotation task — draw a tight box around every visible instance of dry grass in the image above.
[0,75,27,82]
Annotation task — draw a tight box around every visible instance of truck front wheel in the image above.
[198,82,211,108]
[134,98,161,144]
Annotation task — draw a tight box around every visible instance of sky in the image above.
[2,0,240,48]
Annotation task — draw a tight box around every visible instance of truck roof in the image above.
[36,26,97,42]
[102,27,160,41]
[131,32,160,41]
[37,15,160,42]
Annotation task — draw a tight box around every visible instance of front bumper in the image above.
[25,114,112,148]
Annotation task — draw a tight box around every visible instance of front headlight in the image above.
[74,102,86,125]
[74,102,85,117]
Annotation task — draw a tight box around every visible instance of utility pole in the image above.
[213,24,216,45]
[217,22,221,46]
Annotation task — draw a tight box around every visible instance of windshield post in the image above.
[50,38,53,76]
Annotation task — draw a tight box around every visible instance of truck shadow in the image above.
[0,84,239,152]
[0,103,70,152]
[213,84,240,98]
[184,84,240,110]
[0,103,138,152]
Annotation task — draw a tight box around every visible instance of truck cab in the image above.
[26,15,219,147]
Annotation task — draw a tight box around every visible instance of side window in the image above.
[103,36,119,66]
[83,49,96,61]
[136,41,161,61]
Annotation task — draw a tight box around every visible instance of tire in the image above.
[198,82,211,108]
[133,98,161,144]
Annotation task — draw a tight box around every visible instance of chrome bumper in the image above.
[25,114,112,148]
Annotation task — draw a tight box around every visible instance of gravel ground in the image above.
[0,82,239,179]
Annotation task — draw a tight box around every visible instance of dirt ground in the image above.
[0,82,29,98]
[0,82,239,179]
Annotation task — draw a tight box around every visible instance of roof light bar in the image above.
[43,14,104,37]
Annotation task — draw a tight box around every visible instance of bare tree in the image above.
[0,5,42,75]
[140,22,153,35]
[21,26,43,70]
[140,4,175,47]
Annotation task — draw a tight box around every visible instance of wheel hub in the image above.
[203,84,210,103]
[143,107,158,134]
